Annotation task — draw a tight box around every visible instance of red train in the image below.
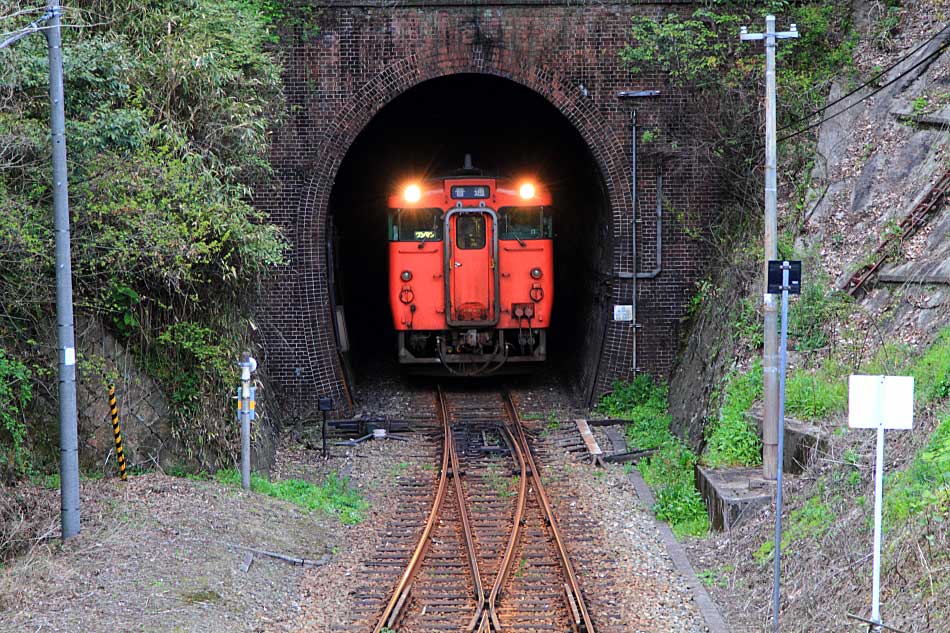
[387,157,553,375]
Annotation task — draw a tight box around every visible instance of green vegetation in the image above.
[733,296,764,350]
[483,466,518,498]
[754,494,835,563]
[908,328,950,404]
[598,377,708,538]
[598,375,672,450]
[780,326,950,421]
[181,589,222,604]
[884,413,950,523]
[0,349,32,481]
[620,2,857,222]
[785,360,848,420]
[0,0,288,471]
[704,362,763,468]
[787,270,851,351]
[215,469,368,525]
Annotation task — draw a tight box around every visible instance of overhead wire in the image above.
[778,22,950,133]
[779,33,950,143]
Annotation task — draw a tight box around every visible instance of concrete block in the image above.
[695,466,773,532]
[750,411,827,474]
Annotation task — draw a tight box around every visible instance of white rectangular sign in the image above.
[848,375,914,430]
[613,305,633,322]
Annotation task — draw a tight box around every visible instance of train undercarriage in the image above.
[398,328,546,375]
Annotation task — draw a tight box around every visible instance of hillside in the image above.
[672,1,950,630]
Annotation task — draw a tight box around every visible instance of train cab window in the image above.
[390,208,443,242]
[456,215,486,249]
[499,206,552,240]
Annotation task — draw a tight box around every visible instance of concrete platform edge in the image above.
[626,471,729,633]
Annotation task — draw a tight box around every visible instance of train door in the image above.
[445,209,499,325]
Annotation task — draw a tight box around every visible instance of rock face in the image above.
[669,267,746,452]
[74,318,176,472]
[72,318,279,474]
[671,3,950,447]
[799,5,950,346]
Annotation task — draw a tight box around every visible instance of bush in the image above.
[0,0,288,470]
[0,349,32,481]
[598,376,672,450]
[704,362,763,468]
[788,276,851,352]
[598,377,709,537]
[885,414,950,523]
[911,328,950,404]
[620,3,856,220]
[785,360,848,420]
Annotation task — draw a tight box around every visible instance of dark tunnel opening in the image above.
[328,74,613,400]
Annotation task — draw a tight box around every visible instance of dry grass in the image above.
[0,482,58,564]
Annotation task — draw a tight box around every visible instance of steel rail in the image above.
[478,422,528,632]
[503,392,597,633]
[443,388,488,632]
[372,390,453,633]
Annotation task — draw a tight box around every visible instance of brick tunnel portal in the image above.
[330,74,613,396]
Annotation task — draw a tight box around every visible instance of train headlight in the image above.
[404,184,421,203]
[400,270,412,282]
[519,182,535,199]
[530,267,543,279]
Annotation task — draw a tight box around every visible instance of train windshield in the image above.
[389,208,443,241]
[498,206,552,240]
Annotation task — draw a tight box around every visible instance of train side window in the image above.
[499,206,550,240]
[456,215,486,249]
[392,208,442,242]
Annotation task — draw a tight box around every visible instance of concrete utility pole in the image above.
[740,15,798,480]
[47,0,81,539]
[1,2,82,539]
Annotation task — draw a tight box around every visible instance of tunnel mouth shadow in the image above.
[327,73,613,403]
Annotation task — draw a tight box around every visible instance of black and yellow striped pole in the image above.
[108,384,127,481]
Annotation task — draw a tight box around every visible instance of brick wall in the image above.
[254,0,718,414]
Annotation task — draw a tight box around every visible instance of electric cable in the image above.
[779,35,950,143]
[778,21,950,132]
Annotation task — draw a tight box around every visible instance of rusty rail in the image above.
[373,390,453,633]
[503,391,596,632]
[373,388,595,632]
[481,421,527,632]
[846,169,950,296]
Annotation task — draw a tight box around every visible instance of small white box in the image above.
[613,305,633,322]
[848,375,914,430]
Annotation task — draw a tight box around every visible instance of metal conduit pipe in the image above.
[612,91,659,384]
[637,167,663,279]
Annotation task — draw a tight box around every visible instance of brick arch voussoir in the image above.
[296,51,631,397]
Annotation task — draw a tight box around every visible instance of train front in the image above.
[387,173,553,375]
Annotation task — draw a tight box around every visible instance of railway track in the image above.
[370,387,595,633]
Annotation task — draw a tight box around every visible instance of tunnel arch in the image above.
[293,53,633,410]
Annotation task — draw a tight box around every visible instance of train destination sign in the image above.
[451,185,490,199]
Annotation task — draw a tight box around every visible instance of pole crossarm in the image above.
[0,7,59,50]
